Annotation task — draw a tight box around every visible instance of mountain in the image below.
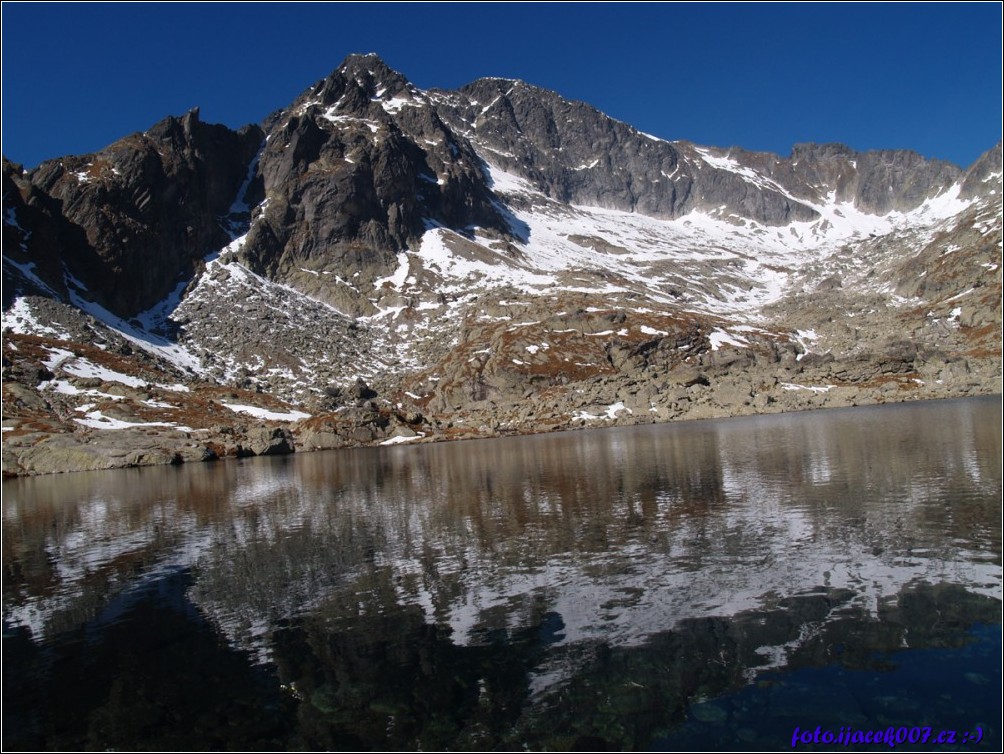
[3,53,1001,475]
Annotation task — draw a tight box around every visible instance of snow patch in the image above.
[62,358,146,388]
[573,402,633,421]
[62,284,207,376]
[2,297,72,339]
[221,403,311,422]
[73,411,183,430]
[708,328,749,351]
[380,432,427,446]
[781,383,834,393]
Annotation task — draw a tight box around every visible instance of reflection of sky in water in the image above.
[4,398,1001,678]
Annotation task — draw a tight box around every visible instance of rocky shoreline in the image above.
[4,330,998,477]
[4,391,999,479]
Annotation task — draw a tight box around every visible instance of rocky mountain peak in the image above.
[303,53,419,112]
[337,51,398,80]
[154,106,201,138]
[235,55,516,314]
[3,111,263,317]
[459,76,556,104]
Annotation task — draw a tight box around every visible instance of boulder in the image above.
[669,367,709,387]
[246,425,295,456]
[348,378,377,401]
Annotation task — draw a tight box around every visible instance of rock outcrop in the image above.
[239,54,514,314]
[430,77,821,224]
[5,111,262,316]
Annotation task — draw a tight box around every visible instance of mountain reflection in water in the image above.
[3,397,1001,750]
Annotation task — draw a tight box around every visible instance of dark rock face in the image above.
[5,110,263,316]
[430,78,819,224]
[240,54,512,296]
[429,78,969,226]
[787,142,964,213]
[3,158,92,308]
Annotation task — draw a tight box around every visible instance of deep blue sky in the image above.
[2,3,1001,169]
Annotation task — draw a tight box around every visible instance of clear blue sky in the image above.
[2,2,1001,170]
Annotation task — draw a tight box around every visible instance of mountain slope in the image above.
[3,54,1001,475]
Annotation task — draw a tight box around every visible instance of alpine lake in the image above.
[3,396,1001,751]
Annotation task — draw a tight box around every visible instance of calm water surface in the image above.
[3,397,1001,750]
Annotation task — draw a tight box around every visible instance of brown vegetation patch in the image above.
[4,333,67,362]
[977,288,1001,307]
[2,417,65,437]
[960,323,1001,341]
[296,412,352,432]
[491,325,613,384]
[964,347,1002,359]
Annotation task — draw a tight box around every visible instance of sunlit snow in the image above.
[221,403,311,422]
